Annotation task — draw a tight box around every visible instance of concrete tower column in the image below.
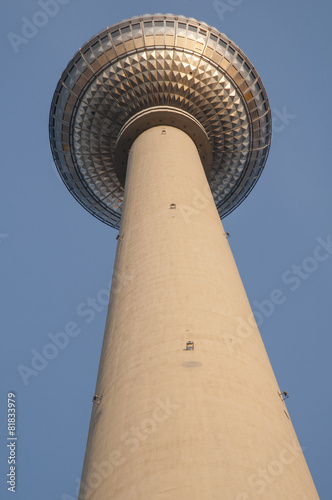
[78,126,318,500]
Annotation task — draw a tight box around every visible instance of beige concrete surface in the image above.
[79,126,319,500]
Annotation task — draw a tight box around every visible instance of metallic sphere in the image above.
[49,14,271,228]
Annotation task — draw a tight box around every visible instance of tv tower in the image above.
[49,14,319,500]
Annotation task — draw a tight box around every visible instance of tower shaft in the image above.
[78,126,318,499]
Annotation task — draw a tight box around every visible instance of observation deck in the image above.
[49,14,271,228]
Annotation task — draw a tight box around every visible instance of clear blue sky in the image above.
[1,1,331,498]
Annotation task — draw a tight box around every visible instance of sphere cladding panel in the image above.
[49,14,271,228]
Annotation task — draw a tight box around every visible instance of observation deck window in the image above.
[91,41,100,51]
[100,34,109,44]
[131,23,142,38]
